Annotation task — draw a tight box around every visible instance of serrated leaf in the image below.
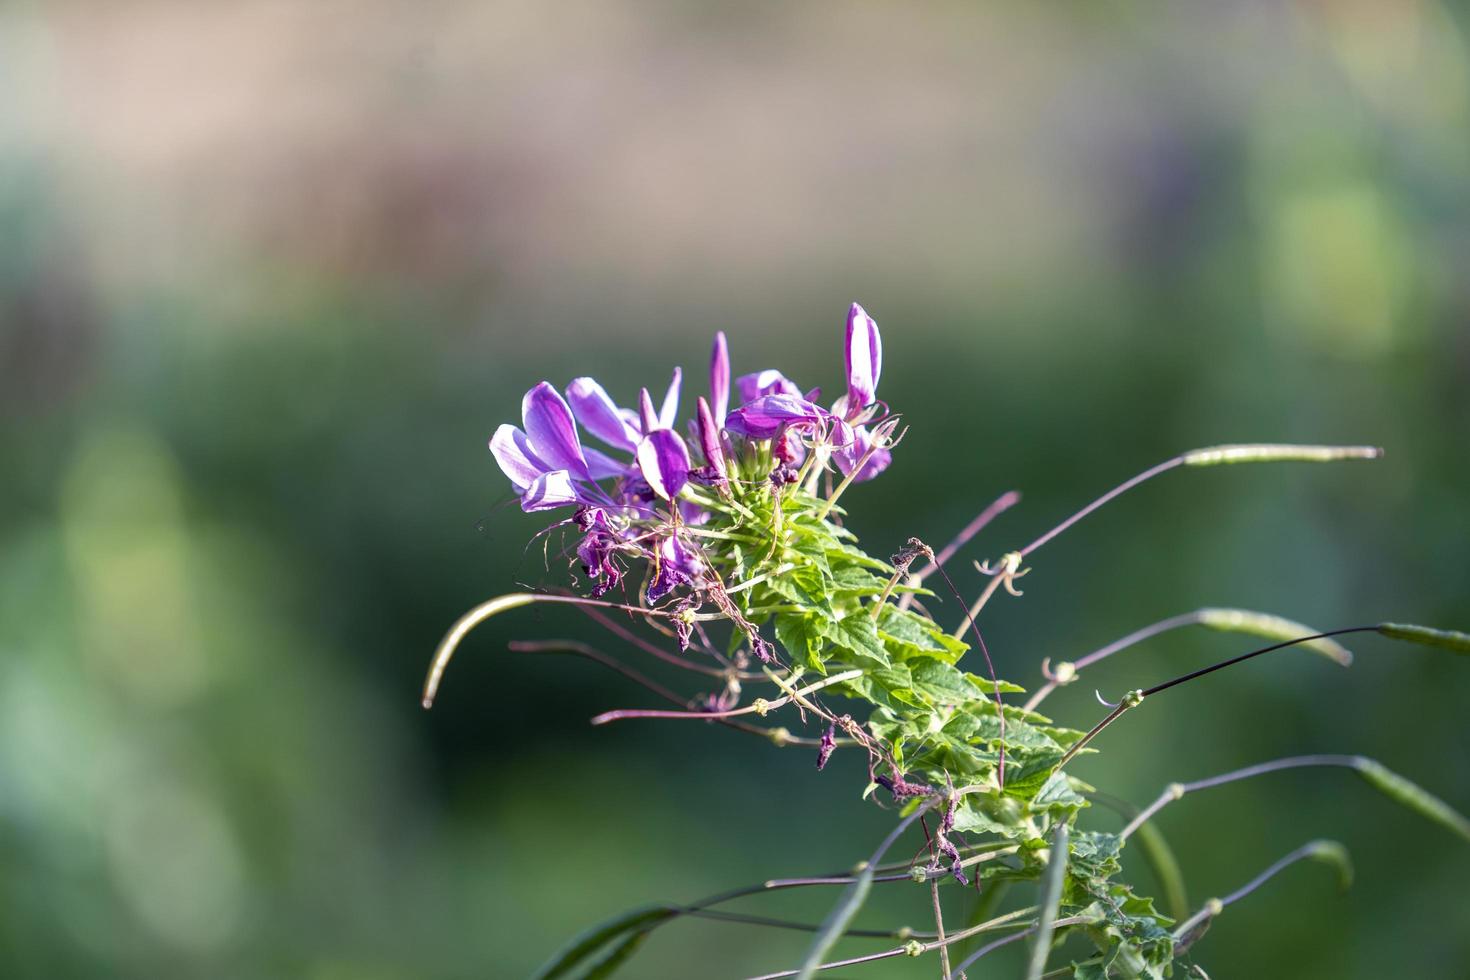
[774,613,826,674]
[826,614,891,667]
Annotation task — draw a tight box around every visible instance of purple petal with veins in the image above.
[584,445,632,480]
[566,377,640,451]
[520,470,585,511]
[658,367,682,429]
[833,423,892,482]
[844,302,882,411]
[489,424,547,491]
[638,388,659,433]
[724,393,825,440]
[636,428,692,500]
[522,382,589,477]
[710,332,730,426]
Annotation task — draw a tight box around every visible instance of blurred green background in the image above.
[2,1,1468,977]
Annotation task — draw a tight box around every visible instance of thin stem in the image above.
[725,563,798,596]
[814,418,901,522]
[1173,839,1347,954]
[510,640,834,747]
[578,605,740,678]
[1219,841,1330,907]
[590,668,864,726]
[869,566,906,622]
[950,915,1090,975]
[1139,627,1377,698]
[1016,443,1381,560]
[678,907,933,939]
[925,552,1008,789]
[1120,754,1363,840]
[747,905,1045,980]
[930,878,952,980]
[423,591,735,707]
[899,489,1020,610]
[1019,456,1184,558]
[1023,611,1204,712]
[951,566,1010,639]
[793,798,938,980]
[1053,694,1142,774]
[1058,628,1380,773]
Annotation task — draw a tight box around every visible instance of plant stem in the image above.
[590,669,864,726]
[898,489,1020,611]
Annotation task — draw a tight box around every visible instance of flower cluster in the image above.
[489,303,897,604]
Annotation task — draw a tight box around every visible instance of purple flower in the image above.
[636,428,692,501]
[724,393,827,440]
[657,367,682,429]
[565,377,641,452]
[737,369,802,403]
[710,332,730,426]
[491,382,622,512]
[696,396,727,479]
[832,423,892,483]
[842,302,882,418]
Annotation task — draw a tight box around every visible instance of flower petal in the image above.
[658,366,682,429]
[522,382,589,477]
[635,429,692,500]
[489,424,546,491]
[638,387,659,433]
[566,377,640,452]
[833,424,892,483]
[520,470,584,511]
[710,332,730,426]
[724,393,824,440]
[584,445,632,480]
[696,396,726,478]
[844,302,882,411]
[736,369,801,404]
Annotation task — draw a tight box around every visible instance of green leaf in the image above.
[908,657,984,704]
[774,613,826,674]
[826,614,891,667]
[1032,772,1089,812]
[1003,751,1068,799]
[828,563,888,595]
[878,606,969,662]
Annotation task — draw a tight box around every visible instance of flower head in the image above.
[486,301,896,603]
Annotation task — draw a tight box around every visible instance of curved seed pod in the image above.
[1376,623,1470,654]
[1024,823,1070,980]
[1198,608,1354,666]
[531,905,677,980]
[1181,444,1383,466]
[1304,840,1354,892]
[423,593,537,706]
[1354,758,1470,842]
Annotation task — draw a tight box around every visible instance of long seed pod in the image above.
[1024,823,1070,980]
